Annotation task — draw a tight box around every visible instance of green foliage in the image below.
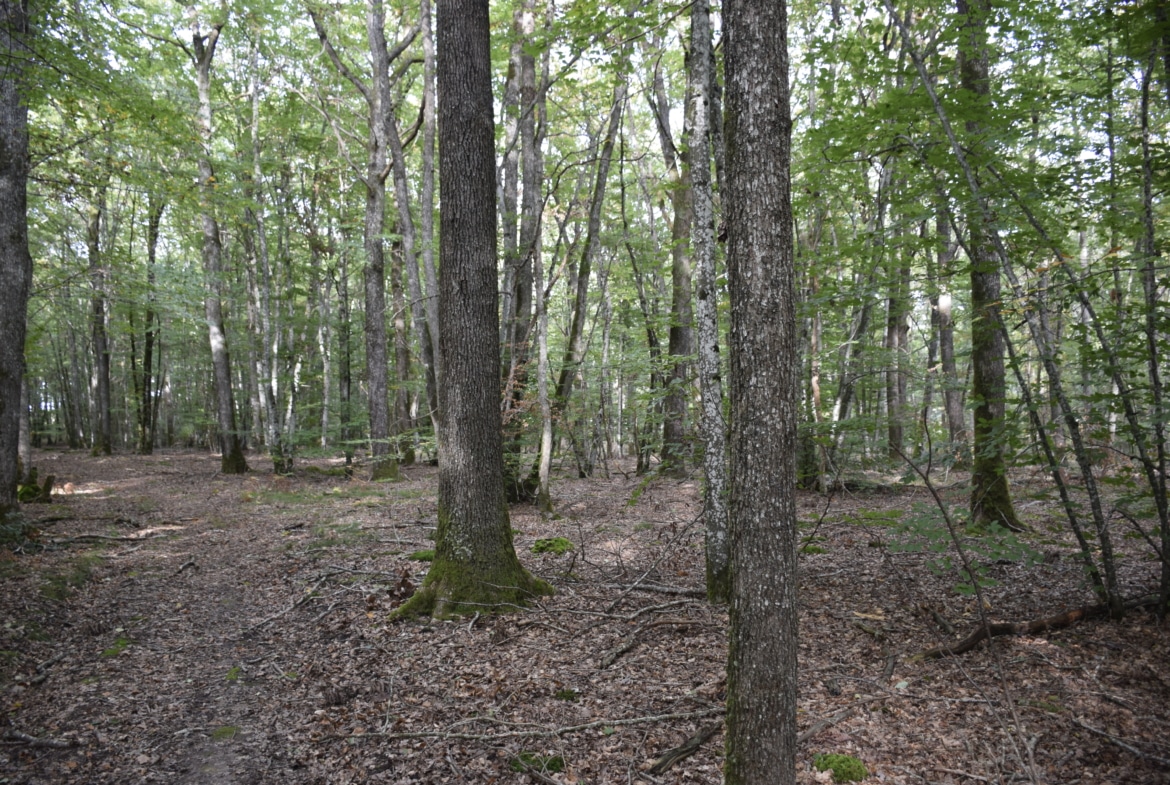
[531,537,574,555]
[407,549,435,562]
[225,666,242,682]
[509,752,565,774]
[886,503,1042,595]
[813,753,867,783]
[211,726,240,742]
[554,688,579,701]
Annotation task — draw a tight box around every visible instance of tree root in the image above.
[910,595,1158,662]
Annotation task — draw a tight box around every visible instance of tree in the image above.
[394,0,550,619]
[957,0,1019,531]
[190,7,247,474]
[723,0,798,781]
[0,0,31,516]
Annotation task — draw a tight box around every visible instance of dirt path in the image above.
[1,449,1168,783]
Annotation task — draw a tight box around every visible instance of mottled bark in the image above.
[87,195,111,456]
[395,0,550,619]
[958,0,1018,530]
[723,0,798,781]
[936,215,966,460]
[689,0,729,602]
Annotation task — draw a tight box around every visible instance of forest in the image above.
[0,0,1168,782]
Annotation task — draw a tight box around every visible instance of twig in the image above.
[3,728,74,748]
[28,652,65,686]
[175,559,197,575]
[598,619,700,669]
[246,575,333,631]
[375,708,725,742]
[599,582,705,598]
[1071,717,1170,767]
[648,722,722,775]
[932,768,993,782]
[48,533,164,544]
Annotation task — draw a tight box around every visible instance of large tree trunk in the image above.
[723,0,798,781]
[936,214,967,460]
[136,195,164,454]
[958,0,1018,530]
[0,0,31,515]
[689,0,729,602]
[395,0,550,620]
[192,13,247,475]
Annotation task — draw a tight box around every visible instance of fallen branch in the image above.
[599,582,706,598]
[376,708,725,742]
[648,722,722,775]
[598,619,700,669]
[910,595,1159,662]
[246,574,333,631]
[48,533,164,545]
[28,652,65,686]
[3,728,74,748]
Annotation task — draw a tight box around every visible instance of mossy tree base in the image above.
[391,557,552,620]
[221,446,248,475]
[369,458,399,482]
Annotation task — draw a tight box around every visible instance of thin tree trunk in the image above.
[87,190,112,456]
[191,11,247,474]
[936,214,966,460]
[690,0,729,602]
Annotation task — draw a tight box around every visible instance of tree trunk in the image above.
[87,193,112,456]
[395,0,551,619]
[936,214,967,461]
[689,0,729,602]
[136,195,164,454]
[648,45,695,476]
[192,12,247,475]
[0,0,30,515]
[958,0,1018,530]
[723,0,798,781]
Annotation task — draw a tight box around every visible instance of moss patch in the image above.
[532,537,573,555]
[407,549,435,562]
[814,753,868,782]
[509,752,565,774]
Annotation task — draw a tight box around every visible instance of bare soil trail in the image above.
[0,449,1167,783]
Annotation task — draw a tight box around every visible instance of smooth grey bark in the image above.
[18,375,30,482]
[723,0,798,781]
[135,195,164,454]
[191,11,247,474]
[310,3,416,477]
[689,0,729,603]
[885,240,909,459]
[396,0,549,619]
[419,0,440,408]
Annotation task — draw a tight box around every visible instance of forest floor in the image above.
[0,449,1167,785]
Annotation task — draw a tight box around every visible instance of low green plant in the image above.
[101,635,131,658]
[225,666,242,682]
[211,725,240,742]
[554,688,579,701]
[886,502,1041,595]
[407,549,434,562]
[814,753,867,782]
[509,752,565,774]
[532,537,573,555]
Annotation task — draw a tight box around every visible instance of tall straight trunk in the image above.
[395,0,550,619]
[649,45,695,475]
[137,195,164,454]
[419,0,441,406]
[1137,54,1170,615]
[245,40,290,474]
[17,375,30,482]
[724,0,798,779]
[690,0,729,602]
[310,4,417,478]
[957,0,1018,530]
[936,213,966,459]
[336,248,355,474]
[885,240,910,459]
[191,12,247,474]
[86,191,111,455]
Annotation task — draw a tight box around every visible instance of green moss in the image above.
[509,752,565,773]
[369,459,400,482]
[532,537,573,555]
[42,553,103,601]
[211,725,240,742]
[554,688,579,701]
[101,636,131,658]
[800,545,827,555]
[814,753,867,782]
[225,666,242,682]
[407,549,435,562]
[307,522,373,551]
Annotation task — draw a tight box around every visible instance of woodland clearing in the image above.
[0,449,1167,784]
